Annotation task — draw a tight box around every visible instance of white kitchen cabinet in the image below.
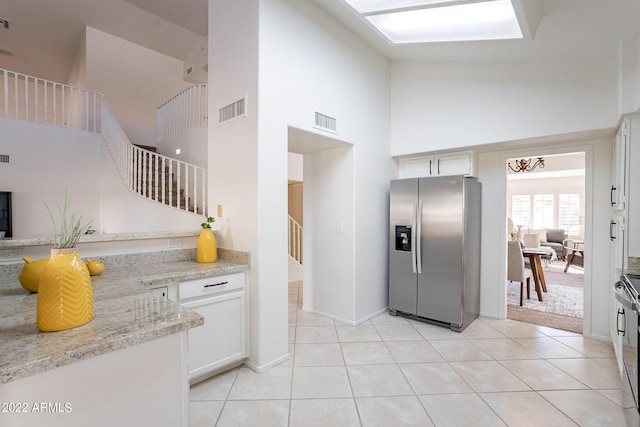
[399,151,476,178]
[611,121,628,210]
[626,116,640,257]
[178,273,247,383]
[436,152,475,176]
[610,216,626,279]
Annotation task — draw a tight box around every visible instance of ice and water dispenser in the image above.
[395,226,412,252]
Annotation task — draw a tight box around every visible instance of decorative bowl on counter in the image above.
[19,257,49,293]
[86,259,105,276]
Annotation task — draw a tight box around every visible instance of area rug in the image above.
[507,305,583,334]
[506,261,584,333]
[507,282,583,318]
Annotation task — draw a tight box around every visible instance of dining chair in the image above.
[507,240,533,306]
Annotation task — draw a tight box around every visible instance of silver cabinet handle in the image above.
[611,186,616,206]
[610,220,616,241]
[617,308,626,336]
[204,281,228,288]
[411,201,418,274]
[416,199,423,275]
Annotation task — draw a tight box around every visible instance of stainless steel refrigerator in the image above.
[388,175,481,332]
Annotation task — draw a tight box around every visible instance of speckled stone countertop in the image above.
[0,253,249,384]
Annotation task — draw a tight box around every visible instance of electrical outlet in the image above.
[168,238,182,248]
[336,221,343,233]
[0,248,23,262]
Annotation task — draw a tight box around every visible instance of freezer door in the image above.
[417,176,464,326]
[389,178,419,315]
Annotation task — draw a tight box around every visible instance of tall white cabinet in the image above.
[610,114,639,378]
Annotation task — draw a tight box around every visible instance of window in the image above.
[510,192,583,238]
[533,194,554,229]
[559,193,580,236]
[511,195,530,227]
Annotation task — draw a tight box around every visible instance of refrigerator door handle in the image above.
[416,199,423,274]
[411,201,418,273]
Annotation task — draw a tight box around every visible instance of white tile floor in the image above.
[190,281,640,426]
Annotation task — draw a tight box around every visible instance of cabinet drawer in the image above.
[179,273,244,301]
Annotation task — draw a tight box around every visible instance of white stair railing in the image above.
[289,215,303,264]
[0,68,102,132]
[156,84,207,142]
[102,102,208,216]
[0,67,207,217]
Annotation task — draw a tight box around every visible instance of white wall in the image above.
[391,60,618,156]
[0,118,203,240]
[303,146,355,323]
[84,26,191,147]
[288,153,303,182]
[208,0,392,370]
[618,37,640,115]
[209,0,263,366]
[0,119,102,238]
[156,127,208,169]
[260,0,394,327]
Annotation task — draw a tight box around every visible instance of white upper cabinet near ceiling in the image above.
[399,151,476,179]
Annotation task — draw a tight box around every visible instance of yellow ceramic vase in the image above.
[37,248,94,332]
[197,229,217,263]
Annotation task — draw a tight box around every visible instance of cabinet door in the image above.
[400,157,434,178]
[612,122,628,209]
[610,294,625,376]
[610,216,626,277]
[435,153,472,176]
[182,291,246,381]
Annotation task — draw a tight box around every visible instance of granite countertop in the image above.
[0,257,249,384]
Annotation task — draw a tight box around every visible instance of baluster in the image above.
[2,70,7,118]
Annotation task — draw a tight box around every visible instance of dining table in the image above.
[521,247,549,302]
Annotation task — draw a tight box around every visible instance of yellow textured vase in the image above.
[197,229,217,263]
[37,248,94,332]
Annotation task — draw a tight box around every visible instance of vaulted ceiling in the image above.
[1,0,640,84]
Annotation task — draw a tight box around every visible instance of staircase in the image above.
[288,215,303,282]
[0,68,209,217]
[133,148,200,213]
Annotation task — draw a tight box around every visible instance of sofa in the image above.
[519,227,569,260]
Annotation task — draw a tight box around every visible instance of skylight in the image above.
[344,0,523,44]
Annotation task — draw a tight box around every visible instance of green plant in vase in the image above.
[37,192,94,332]
[197,216,217,263]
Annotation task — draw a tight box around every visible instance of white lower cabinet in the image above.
[166,272,247,383]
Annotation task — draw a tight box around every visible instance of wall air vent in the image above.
[0,18,9,30]
[218,96,247,124]
[0,154,9,163]
[314,112,337,133]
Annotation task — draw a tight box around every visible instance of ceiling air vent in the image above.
[218,96,246,124]
[0,154,9,163]
[314,112,337,133]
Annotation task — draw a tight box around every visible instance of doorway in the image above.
[505,152,585,333]
[287,126,355,321]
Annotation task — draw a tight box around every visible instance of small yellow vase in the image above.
[37,248,94,332]
[197,229,217,263]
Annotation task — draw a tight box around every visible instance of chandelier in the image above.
[508,157,545,173]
